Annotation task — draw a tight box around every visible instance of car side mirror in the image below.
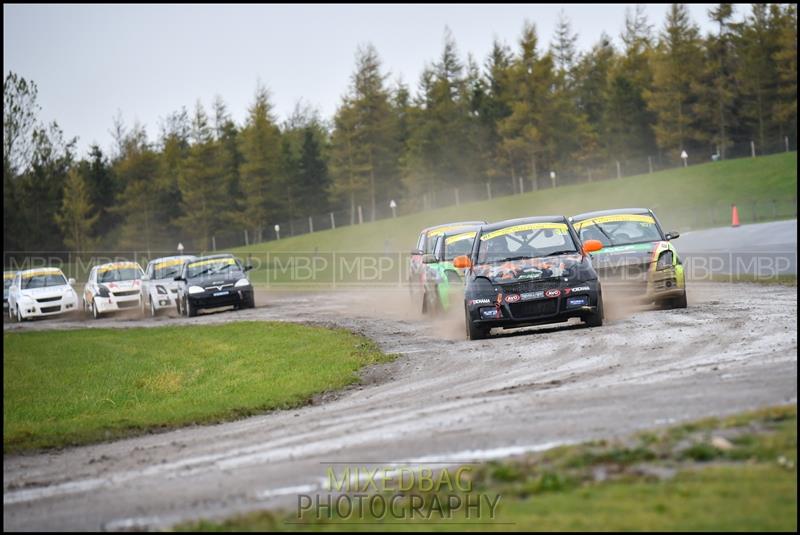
[422,254,437,264]
[174,276,184,282]
[68,278,76,285]
[665,231,680,240]
[244,265,253,271]
[453,255,472,269]
[582,239,603,254]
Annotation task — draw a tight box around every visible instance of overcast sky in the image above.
[5,4,740,158]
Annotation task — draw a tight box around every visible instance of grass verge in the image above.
[3,321,392,453]
[182,405,797,531]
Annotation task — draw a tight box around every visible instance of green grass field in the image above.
[235,152,796,256]
[3,322,391,452]
[182,405,798,531]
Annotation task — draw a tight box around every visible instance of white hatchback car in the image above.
[7,267,79,322]
[83,261,144,319]
[141,255,196,316]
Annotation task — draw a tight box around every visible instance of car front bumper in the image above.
[94,292,142,313]
[187,287,253,310]
[17,295,79,319]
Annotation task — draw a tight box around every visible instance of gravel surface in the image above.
[3,281,797,531]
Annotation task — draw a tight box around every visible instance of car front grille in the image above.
[500,279,560,295]
[117,300,139,308]
[113,290,140,297]
[36,296,61,303]
[41,305,61,313]
[509,299,558,318]
[203,283,234,292]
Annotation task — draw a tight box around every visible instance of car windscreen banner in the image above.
[573,214,655,230]
[480,223,569,241]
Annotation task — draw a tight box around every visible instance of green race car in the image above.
[420,226,481,314]
[570,208,687,308]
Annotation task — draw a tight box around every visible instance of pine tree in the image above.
[56,167,98,253]
[772,4,797,145]
[644,4,704,159]
[238,84,284,240]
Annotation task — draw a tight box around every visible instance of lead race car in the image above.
[175,254,254,317]
[569,208,687,309]
[457,216,605,340]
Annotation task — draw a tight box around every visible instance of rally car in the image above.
[458,216,605,340]
[7,267,79,322]
[175,254,254,317]
[420,226,480,314]
[83,261,144,319]
[569,208,687,309]
[409,220,485,300]
[141,255,196,316]
[4,270,15,311]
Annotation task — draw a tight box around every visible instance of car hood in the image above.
[188,274,246,288]
[589,242,662,268]
[19,285,74,299]
[101,279,141,291]
[472,253,584,284]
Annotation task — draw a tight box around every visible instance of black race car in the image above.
[456,216,605,340]
[174,254,255,317]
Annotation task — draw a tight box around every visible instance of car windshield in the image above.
[151,258,188,280]
[443,232,476,261]
[425,224,478,254]
[574,214,662,247]
[477,222,577,264]
[4,276,13,290]
[21,272,68,289]
[186,257,240,279]
[98,266,141,283]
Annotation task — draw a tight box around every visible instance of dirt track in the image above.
[3,282,798,531]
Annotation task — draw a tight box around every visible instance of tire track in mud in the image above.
[3,282,797,531]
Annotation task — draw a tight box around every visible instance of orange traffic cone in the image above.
[731,204,740,227]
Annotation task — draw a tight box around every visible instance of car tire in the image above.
[186,298,197,317]
[584,290,604,327]
[465,307,488,340]
[15,305,22,323]
[150,298,157,317]
[141,294,147,316]
[245,292,255,309]
[672,290,688,309]
[92,300,100,320]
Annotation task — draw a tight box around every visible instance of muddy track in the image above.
[3,282,797,531]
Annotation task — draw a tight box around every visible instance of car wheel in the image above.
[187,298,197,317]
[672,289,688,309]
[92,300,101,320]
[245,292,255,309]
[584,291,604,327]
[15,305,22,323]
[465,306,488,340]
[150,298,157,317]
[141,294,147,316]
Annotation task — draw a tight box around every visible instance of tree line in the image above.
[3,4,797,253]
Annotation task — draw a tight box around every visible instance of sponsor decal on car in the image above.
[445,231,477,245]
[504,293,521,303]
[519,291,545,301]
[98,262,140,273]
[4,272,16,280]
[428,224,476,237]
[154,258,186,269]
[545,288,561,298]
[480,223,568,241]
[573,213,656,230]
[21,268,62,278]
[187,257,236,269]
[566,285,590,293]
[469,298,492,305]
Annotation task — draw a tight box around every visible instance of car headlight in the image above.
[96,285,110,298]
[156,285,168,294]
[656,251,673,270]
[188,285,205,295]
[235,278,251,288]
